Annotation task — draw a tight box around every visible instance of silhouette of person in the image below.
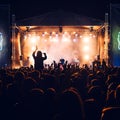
[102,59,106,70]
[32,47,47,71]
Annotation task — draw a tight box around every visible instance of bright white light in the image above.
[64,31,68,34]
[84,54,90,60]
[73,32,76,34]
[50,37,58,42]
[32,46,36,51]
[56,34,58,37]
[83,37,89,43]
[49,35,52,39]
[83,46,89,51]
[44,31,48,34]
[52,32,55,34]
[62,38,68,42]
[31,38,36,43]
[30,36,40,43]
[80,35,82,38]
[75,33,78,37]
[73,39,77,42]
[24,35,27,40]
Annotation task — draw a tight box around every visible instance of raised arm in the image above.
[32,46,38,58]
[43,53,47,60]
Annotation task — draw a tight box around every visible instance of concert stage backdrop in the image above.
[110,4,120,66]
[0,5,10,68]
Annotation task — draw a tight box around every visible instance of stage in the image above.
[11,11,107,68]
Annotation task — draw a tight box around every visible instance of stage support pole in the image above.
[12,14,16,69]
[104,13,109,65]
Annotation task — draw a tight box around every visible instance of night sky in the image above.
[0,0,120,20]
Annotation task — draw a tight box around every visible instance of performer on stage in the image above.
[32,46,47,71]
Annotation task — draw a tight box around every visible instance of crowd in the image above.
[0,51,120,120]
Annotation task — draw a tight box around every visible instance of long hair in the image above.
[37,51,42,57]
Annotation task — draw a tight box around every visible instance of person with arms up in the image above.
[32,46,47,71]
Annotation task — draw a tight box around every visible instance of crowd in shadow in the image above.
[0,57,120,120]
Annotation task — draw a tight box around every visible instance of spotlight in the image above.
[26,26,30,32]
[89,26,93,32]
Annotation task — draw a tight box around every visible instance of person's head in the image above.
[37,51,42,57]
[58,87,85,120]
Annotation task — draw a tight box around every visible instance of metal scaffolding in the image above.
[12,14,16,69]
[104,13,109,65]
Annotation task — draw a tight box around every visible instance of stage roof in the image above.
[16,10,104,26]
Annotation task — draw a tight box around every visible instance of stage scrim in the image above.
[0,5,11,68]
